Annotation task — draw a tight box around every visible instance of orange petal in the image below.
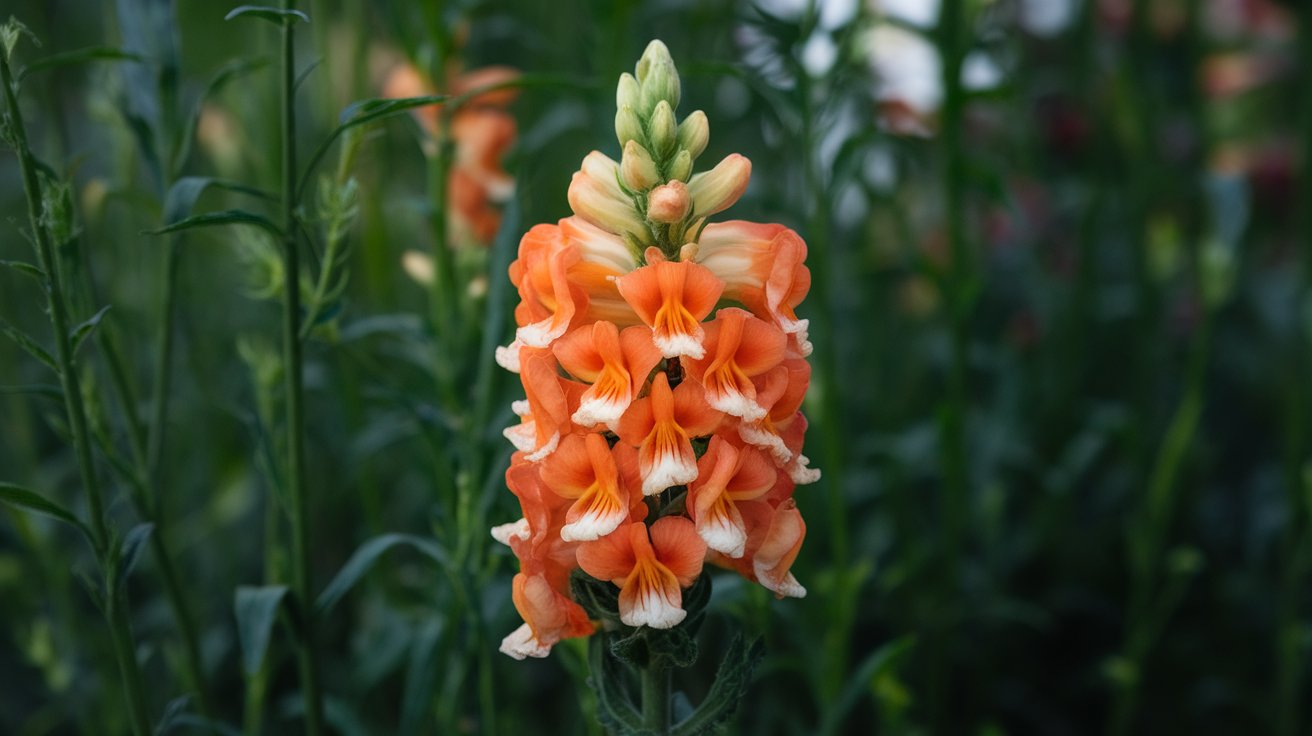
[649,516,706,587]
[576,521,641,584]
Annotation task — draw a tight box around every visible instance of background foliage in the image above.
[1,0,1309,733]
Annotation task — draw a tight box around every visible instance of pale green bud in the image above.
[1199,236,1235,309]
[677,110,709,160]
[635,40,672,83]
[620,140,660,191]
[666,149,693,182]
[636,40,680,114]
[648,100,677,157]
[615,107,644,147]
[616,73,641,111]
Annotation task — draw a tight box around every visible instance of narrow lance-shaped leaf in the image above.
[672,634,764,736]
[115,522,154,587]
[163,177,276,225]
[149,209,283,240]
[234,585,290,676]
[0,259,45,281]
[17,46,143,82]
[315,533,451,615]
[0,318,58,373]
[223,6,310,25]
[818,635,917,736]
[70,305,112,355]
[172,56,270,175]
[0,482,94,543]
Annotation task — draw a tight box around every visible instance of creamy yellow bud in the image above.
[568,151,652,242]
[677,110,709,160]
[647,181,691,224]
[620,140,661,191]
[687,153,751,218]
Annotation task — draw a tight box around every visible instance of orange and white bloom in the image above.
[616,372,722,495]
[553,321,662,428]
[687,437,777,559]
[616,247,724,360]
[696,222,814,356]
[540,432,644,542]
[684,308,787,422]
[577,518,707,629]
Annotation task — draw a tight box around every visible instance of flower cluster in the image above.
[383,59,518,247]
[493,41,819,660]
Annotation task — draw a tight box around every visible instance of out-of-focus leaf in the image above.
[152,694,191,736]
[223,6,310,25]
[588,635,642,733]
[162,177,275,225]
[0,384,62,400]
[0,482,92,543]
[17,47,143,82]
[150,210,282,239]
[70,305,111,355]
[115,522,154,585]
[672,634,763,735]
[234,585,289,676]
[399,620,444,734]
[315,533,451,615]
[818,635,916,736]
[0,318,58,373]
[0,259,44,282]
[173,57,270,175]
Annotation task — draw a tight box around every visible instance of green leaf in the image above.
[399,620,444,734]
[0,482,93,542]
[116,522,154,584]
[0,383,61,400]
[152,694,191,736]
[315,533,451,615]
[150,209,283,239]
[234,584,289,676]
[818,635,916,736]
[70,305,111,354]
[589,635,643,734]
[672,634,763,735]
[163,177,275,225]
[172,57,270,175]
[223,5,310,25]
[0,259,45,281]
[17,46,143,82]
[0,318,58,373]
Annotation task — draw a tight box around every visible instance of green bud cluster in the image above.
[614,40,709,192]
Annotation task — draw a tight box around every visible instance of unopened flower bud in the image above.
[648,100,677,157]
[568,151,651,242]
[688,153,751,217]
[677,110,709,160]
[620,140,661,191]
[647,181,691,224]
[666,149,693,182]
[616,73,641,111]
[641,61,681,116]
[615,107,643,147]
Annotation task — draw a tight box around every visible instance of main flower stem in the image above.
[641,663,671,734]
[0,48,152,736]
[279,7,325,734]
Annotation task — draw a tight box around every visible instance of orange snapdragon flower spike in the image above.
[493,40,819,660]
[381,61,518,247]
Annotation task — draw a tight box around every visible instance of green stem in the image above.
[641,663,671,734]
[1,47,152,736]
[278,8,325,734]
